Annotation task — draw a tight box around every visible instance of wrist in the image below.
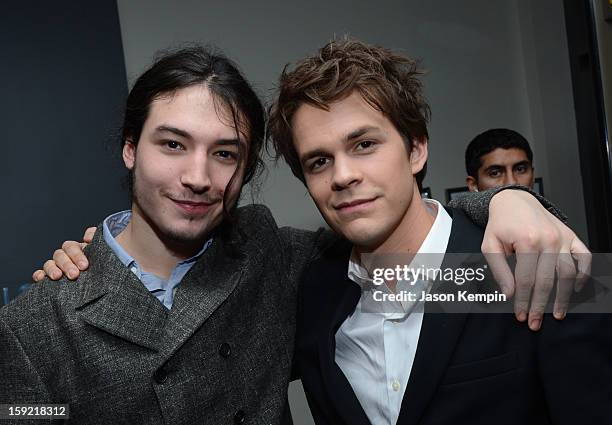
[490,186,532,212]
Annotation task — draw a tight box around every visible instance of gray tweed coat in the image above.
[0,205,328,424]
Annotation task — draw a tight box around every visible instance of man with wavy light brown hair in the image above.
[270,39,430,190]
[268,39,609,425]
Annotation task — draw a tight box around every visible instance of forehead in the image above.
[479,147,530,167]
[291,92,393,153]
[145,85,239,139]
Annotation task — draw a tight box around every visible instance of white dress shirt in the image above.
[335,199,452,425]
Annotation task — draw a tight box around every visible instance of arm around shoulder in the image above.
[448,185,566,228]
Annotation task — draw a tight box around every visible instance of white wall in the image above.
[115,1,589,422]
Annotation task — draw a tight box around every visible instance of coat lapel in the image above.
[158,234,246,359]
[74,228,169,352]
[396,209,483,425]
[396,310,469,425]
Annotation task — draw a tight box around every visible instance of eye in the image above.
[214,150,238,161]
[356,140,376,150]
[515,164,528,173]
[165,140,184,150]
[488,169,502,178]
[309,157,329,171]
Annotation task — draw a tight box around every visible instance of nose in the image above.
[331,155,361,191]
[503,173,517,186]
[180,154,212,194]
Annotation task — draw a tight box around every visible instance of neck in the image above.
[354,188,437,293]
[115,205,206,279]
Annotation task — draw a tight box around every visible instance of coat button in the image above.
[153,367,168,384]
[218,342,231,358]
[233,409,245,424]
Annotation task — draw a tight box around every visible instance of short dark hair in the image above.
[268,38,431,188]
[122,45,265,215]
[465,128,533,178]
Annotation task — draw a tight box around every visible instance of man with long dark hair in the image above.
[0,46,308,424]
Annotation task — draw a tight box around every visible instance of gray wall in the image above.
[516,0,588,239]
[114,1,589,423]
[1,1,128,298]
[592,0,612,148]
[116,0,588,239]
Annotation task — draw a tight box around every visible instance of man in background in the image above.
[465,128,535,191]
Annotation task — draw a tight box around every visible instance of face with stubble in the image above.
[122,84,246,247]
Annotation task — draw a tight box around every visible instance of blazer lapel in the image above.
[74,229,169,352]
[159,235,245,359]
[396,310,469,425]
[396,209,483,425]
[316,259,372,425]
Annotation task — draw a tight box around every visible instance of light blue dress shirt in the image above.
[102,210,212,309]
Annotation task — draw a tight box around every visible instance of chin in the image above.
[162,221,214,244]
[335,223,386,251]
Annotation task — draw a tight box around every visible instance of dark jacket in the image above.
[295,209,612,425]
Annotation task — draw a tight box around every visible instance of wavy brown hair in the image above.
[268,38,431,187]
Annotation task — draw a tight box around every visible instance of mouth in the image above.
[334,197,378,213]
[171,199,217,215]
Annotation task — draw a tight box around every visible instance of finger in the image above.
[481,237,515,298]
[83,227,96,244]
[513,252,538,323]
[528,251,558,331]
[52,249,80,280]
[43,260,63,281]
[62,241,89,270]
[32,270,45,282]
[554,251,576,320]
[570,238,592,292]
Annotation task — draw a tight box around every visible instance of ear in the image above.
[409,136,428,175]
[122,140,136,170]
[466,176,479,192]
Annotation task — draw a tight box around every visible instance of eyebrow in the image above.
[155,125,192,139]
[512,160,531,168]
[299,125,382,165]
[155,125,242,146]
[485,160,532,171]
[214,139,242,147]
[346,126,380,141]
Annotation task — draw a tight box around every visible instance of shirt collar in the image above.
[102,210,212,269]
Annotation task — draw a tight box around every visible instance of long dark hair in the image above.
[122,45,265,220]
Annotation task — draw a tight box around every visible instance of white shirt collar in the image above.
[347,198,452,284]
[347,198,453,314]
